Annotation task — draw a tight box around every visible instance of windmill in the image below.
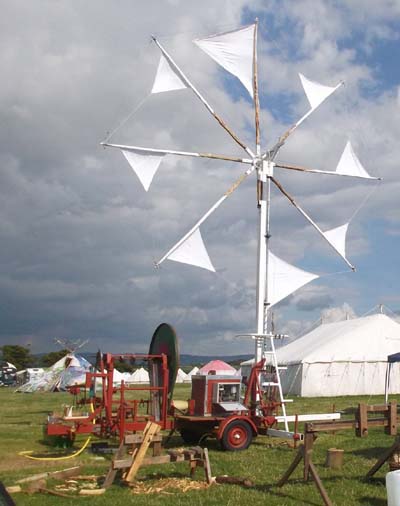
[101,21,380,427]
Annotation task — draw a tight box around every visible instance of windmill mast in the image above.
[254,19,270,363]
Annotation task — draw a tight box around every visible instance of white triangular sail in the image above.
[299,73,340,111]
[323,223,349,259]
[122,149,164,191]
[335,141,373,179]
[268,251,319,307]
[194,24,255,98]
[168,227,215,272]
[151,55,187,94]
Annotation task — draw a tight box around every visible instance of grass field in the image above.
[0,386,397,505]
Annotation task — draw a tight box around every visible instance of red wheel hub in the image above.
[227,426,247,448]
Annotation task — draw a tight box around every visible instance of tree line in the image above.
[0,345,70,370]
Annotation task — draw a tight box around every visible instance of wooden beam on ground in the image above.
[15,466,81,484]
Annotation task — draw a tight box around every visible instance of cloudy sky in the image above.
[1,0,399,355]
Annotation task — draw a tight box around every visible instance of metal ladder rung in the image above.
[262,334,289,431]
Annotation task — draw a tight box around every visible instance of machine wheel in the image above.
[180,429,200,444]
[221,420,253,451]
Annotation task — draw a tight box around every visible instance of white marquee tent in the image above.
[187,366,199,379]
[131,367,150,384]
[175,368,190,384]
[276,313,400,397]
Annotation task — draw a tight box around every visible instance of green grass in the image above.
[0,386,398,505]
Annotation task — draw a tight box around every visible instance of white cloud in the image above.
[0,1,398,354]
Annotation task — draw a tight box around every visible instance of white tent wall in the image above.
[281,361,400,397]
[277,314,400,397]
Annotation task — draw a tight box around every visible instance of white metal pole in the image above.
[255,171,267,363]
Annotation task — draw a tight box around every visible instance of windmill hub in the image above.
[255,159,274,181]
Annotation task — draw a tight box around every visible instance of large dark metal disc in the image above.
[149,323,179,409]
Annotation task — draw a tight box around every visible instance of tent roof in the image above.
[277,313,400,365]
[50,354,91,370]
[199,360,236,374]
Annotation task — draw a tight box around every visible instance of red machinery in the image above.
[46,324,302,450]
[47,351,174,441]
[173,358,295,451]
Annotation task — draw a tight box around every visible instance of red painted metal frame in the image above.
[46,352,174,442]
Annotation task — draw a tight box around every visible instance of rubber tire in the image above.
[221,420,253,451]
[180,429,200,444]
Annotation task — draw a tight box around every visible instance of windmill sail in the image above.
[167,227,215,272]
[122,149,164,191]
[268,251,319,307]
[299,73,341,111]
[151,54,187,94]
[335,141,373,179]
[323,223,349,260]
[194,24,255,98]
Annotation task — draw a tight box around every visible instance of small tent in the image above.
[175,368,190,384]
[276,313,400,397]
[199,360,236,376]
[187,366,199,380]
[17,354,91,392]
[131,367,150,384]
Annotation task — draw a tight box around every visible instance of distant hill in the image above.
[79,352,252,367]
[33,352,253,368]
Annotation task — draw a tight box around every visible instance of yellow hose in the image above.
[19,436,92,461]
[19,402,95,461]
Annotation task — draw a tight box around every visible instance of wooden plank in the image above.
[103,439,126,488]
[307,418,390,433]
[38,487,72,499]
[124,434,162,444]
[308,461,333,506]
[79,488,106,495]
[49,466,82,480]
[366,404,389,412]
[114,453,189,469]
[203,448,212,485]
[125,422,161,482]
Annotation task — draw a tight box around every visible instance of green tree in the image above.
[40,349,69,367]
[114,359,134,373]
[1,345,33,370]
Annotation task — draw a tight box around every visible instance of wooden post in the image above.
[303,430,315,481]
[277,446,304,487]
[386,401,397,436]
[308,462,333,506]
[325,448,344,469]
[203,448,212,485]
[366,438,400,478]
[356,403,368,437]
